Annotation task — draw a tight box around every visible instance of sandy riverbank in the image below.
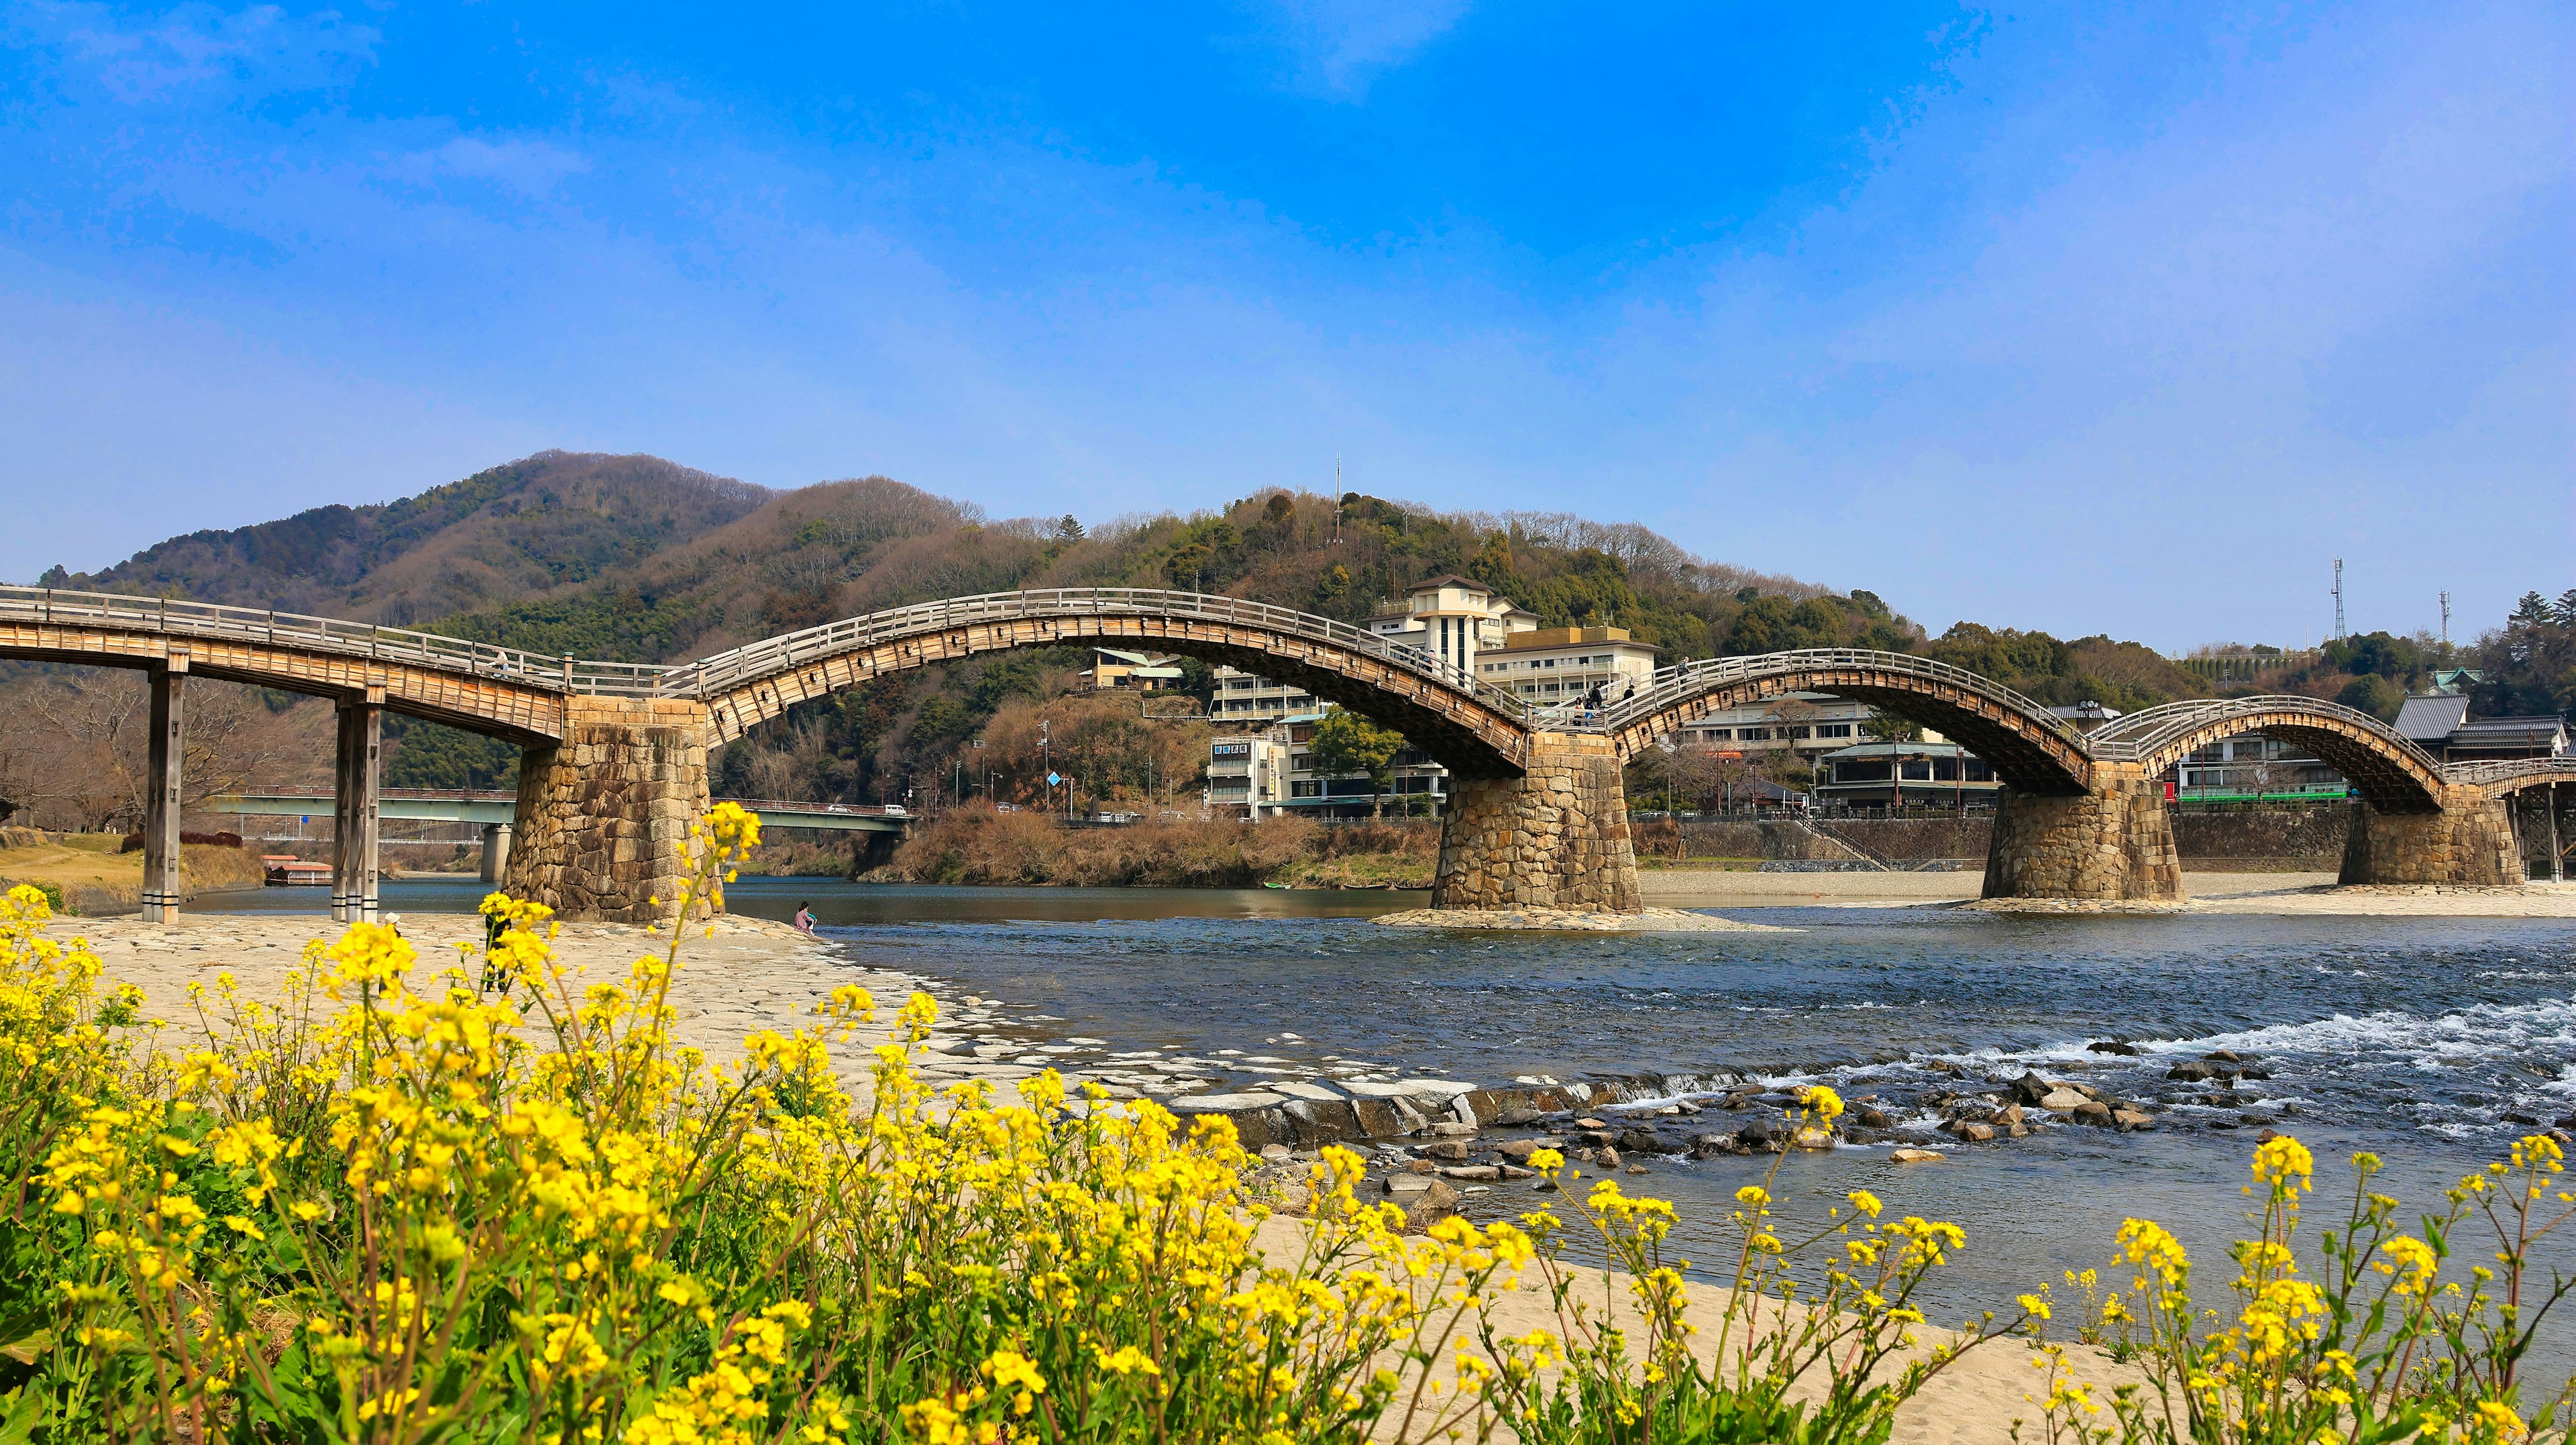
[1642,867,2576,916]
[38,910,1030,1103]
[1248,1216,2131,1445]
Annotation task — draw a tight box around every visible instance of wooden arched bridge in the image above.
[5,584,2567,920]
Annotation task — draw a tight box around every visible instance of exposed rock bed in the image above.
[1958,897,2194,915]
[1372,906,1788,932]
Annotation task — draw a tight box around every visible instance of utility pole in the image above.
[2332,559,2346,641]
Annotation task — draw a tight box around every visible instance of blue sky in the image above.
[1,1,2566,649]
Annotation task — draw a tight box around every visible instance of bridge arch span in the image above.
[1599,649,2094,795]
[0,586,647,743]
[673,589,1538,778]
[2447,759,2576,799]
[2086,697,2447,813]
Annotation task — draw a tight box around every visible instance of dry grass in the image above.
[0,833,267,914]
[871,807,1362,887]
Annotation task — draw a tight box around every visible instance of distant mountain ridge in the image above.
[30,449,2214,719]
[18,449,2222,800]
[38,451,768,627]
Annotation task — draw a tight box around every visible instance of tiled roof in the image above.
[2394,694,2471,741]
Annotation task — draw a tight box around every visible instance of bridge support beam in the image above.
[478,823,513,885]
[2339,785,2516,887]
[504,698,711,923]
[140,665,185,922]
[1982,765,2182,902]
[332,700,382,923]
[1433,733,1641,912]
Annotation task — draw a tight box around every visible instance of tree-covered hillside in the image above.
[37,451,767,625]
[19,451,2229,804]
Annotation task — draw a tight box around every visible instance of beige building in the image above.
[1076,647,1184,692]
[1475,626,1660,706]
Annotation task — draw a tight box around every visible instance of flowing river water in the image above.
[215,877,2576,1365]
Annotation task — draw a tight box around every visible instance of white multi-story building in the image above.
[1365,574,1540,673]
[1674,692,1875,760]
[1204,713,1448,818]
[1203,732,1288,817]
[1474,625,1660,706]
[1208,667,1322,726]
[1204,576,1546,816]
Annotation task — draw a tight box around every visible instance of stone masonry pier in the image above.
[1432,733,1641,912]
[1982,765,2184,902]
[2339,784,2516,887]
[504,697,712,924]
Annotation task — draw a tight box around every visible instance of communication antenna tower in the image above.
[1332,456,1342,544]
[2331,559,2345,640]
[2440,591,2451,645]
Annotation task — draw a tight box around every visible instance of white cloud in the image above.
[384,137,595,197]
[21,0,378,102]
[1267,0,1470,93]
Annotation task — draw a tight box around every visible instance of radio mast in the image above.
[2332,559,2345,640]
[2440,590,2451,645]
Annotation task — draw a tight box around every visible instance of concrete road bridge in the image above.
[204,790,912,893]
[6,584,2570,920]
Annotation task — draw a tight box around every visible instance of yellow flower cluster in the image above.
[2043,1134,2569,1445]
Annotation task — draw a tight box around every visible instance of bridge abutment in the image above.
[1982,765,2183,902]
[1434,733,1641,912]
[2339,786,2516,886]
[504,697,712,923]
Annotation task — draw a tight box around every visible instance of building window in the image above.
[1740,727,1770,741]
[1818,723,1853,739]
[1701,728,1733,741]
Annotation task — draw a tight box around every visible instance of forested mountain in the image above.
[35,451,767,626]
[11,451,2216,808]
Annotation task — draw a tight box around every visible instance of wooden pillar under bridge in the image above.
[139,662,186,922]
[333,696,382,923]
[2553,782,2565,885]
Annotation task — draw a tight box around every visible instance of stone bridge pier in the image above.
[504,697,712,924]
[2339,785,2516,886]
[1433,733,1642,912]
[1982,764,2184,902]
